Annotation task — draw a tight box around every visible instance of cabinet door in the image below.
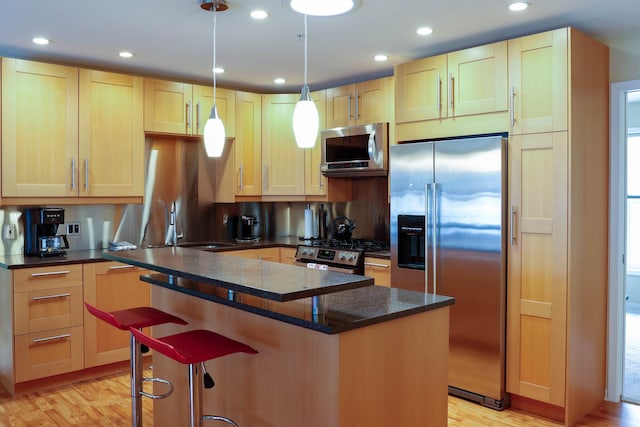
[364,257,391,287]
[305,90,327,196]
[143,79,193,134]
[78,70,144,197]
[507,132,567,406]
[326,84,354,128]
[261,94,305,196]
[508,28,568,135]
[235,91,263,196]
[395,55,447,123]
[448,41,508,118]
[83,262,150,368]
[356,77,391,125]
[1,58,78,197]
[279,247,297,266]
[193,85,236,138]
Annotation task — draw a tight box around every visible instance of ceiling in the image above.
[1,0,639,94]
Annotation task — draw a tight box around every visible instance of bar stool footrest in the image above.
[140,377,174,399]
[201,415,238,426]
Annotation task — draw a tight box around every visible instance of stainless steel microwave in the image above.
[320,122,388,177]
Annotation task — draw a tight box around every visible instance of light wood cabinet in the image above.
[223,247,280,262]
[13,265,84,382]
[2,59,79,198]
[83,262,150,368]
[326,77,392,128]
[364,257,391,287]
[1,59,145,201]
[144,78,235,138]
[79,69,144,197]
[304,90,328,196]
[261,93,305,196]
[279,247,297,266]
[508,28,568,135]
[506,28,609,426]
[235,91,263,197]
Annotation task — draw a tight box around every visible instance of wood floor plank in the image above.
[0,367,639,426]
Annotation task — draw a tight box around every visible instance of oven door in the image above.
[293,260,357,274]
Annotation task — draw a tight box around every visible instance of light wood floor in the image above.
[1,369,639,426]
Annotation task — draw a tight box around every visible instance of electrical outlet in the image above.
[3,224,16,240]
[67,222,80,236]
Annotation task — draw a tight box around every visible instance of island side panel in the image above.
[338,307,450,427]
[0,268,14,393]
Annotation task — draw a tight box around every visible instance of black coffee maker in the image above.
[24,208,69,257]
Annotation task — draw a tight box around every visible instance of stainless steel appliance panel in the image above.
[390,135,508,408]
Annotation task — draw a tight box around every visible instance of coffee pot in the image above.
[237,215,259,241]
[24,207,70,257]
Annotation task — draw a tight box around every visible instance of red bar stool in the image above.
[130,327,258,427]
[84,303,188,427]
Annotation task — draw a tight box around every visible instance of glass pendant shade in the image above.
[293,85,319,148]
[203,106,226,157]
[290,0,354,16]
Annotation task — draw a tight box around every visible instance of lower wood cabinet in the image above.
[83,262,150,368]
[364,257,391,287]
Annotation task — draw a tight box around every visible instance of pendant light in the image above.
[292,14,319,149]
[201,0,227,157]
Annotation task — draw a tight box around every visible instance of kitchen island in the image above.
[104,247,454,427]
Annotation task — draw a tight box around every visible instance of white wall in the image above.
[607,31,640,82]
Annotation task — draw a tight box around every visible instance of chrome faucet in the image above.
[165,201,184,246]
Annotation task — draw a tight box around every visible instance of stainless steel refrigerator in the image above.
[389,134,509,410]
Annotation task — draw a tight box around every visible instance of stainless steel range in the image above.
[294,239,389,275]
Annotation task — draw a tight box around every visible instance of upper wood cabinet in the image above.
[235,91,263,197]
[508,29,568,135]
[326,77,392,128]
[2,59,144,200]
[261,93,305,196]
[395,41,508,123]
[144,78,235,138]
[304,90,328,196]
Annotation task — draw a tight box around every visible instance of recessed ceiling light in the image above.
[509,2,530,12]
[416,27,433,36]
[119,51,134,58]
[274,78,286,84]
[374,54,388,62]
[32,37,50,45]
[289,0,355,16]
[213,67,225,74]
[250,9,268,20]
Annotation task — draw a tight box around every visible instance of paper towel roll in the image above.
[304,206,313,239]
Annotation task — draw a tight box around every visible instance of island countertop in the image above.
[103,246,374,302]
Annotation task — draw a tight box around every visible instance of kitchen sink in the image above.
[177,241,236,250]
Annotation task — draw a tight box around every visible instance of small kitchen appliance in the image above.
[237,215,260,242]
[24,207,69,257]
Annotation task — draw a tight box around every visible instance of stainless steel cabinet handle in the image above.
[31,292,71,301]
[436,74,442,114]
[355,91,360,120]
[510,86,516,127]
[364,262,389,268]
[196,101,201,132]
[84,158,89,191]
[71,157,76,191]
[33,333,72,344]
[448,74,454,112]
[348,93,353,120]
[239,164,244,190]
[186,100,191,130]
[109,265,135,270]
[511,206,517,245]
[31,270,71,277]
[319,166,323,189]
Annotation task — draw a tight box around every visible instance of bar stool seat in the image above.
[130,328,258,427]
[84,303,187,427]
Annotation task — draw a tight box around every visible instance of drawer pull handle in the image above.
[364,262,390,268]
[33,333,72,344]
[31,293,71,301]
[109,265,135,270]
[31,270,71,277]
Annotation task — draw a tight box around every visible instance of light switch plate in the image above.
[3,224,16,240]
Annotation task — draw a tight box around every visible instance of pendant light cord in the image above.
[303,13,308,86]
[212,3,218,101]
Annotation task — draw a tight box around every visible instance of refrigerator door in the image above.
[433,136,506,403]
[390,142,433,292]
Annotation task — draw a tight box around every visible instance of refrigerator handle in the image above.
[425,183,431,294]
[511,206,517,245]
[432,182,438,295]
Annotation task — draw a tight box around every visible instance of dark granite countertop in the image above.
[104,247,374,301]
[141,272,454,334]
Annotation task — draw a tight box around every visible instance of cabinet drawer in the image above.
[15,325,84,382]
[14,265,83,292]
[14,285,83,335]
